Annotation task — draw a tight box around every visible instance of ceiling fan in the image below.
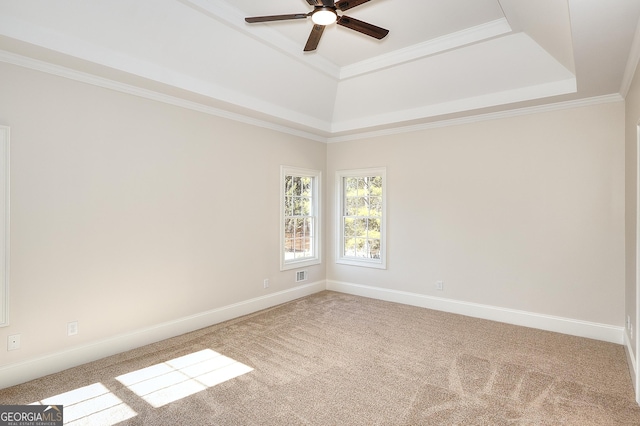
[245,0,389,52]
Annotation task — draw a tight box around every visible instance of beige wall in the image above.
[0,59,629,383]
[626,60,640,358]
[0,62,326,366]
[328,102,625,325]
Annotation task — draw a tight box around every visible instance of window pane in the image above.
[344,217,355,237]
[300,177,312,196]
[293,177,302,196]
[346,197,366,217]
[285,176,294,196]
[284,218,314,260]
[370,176,382,193]
[284,238,294,259]
[369,196,382,216]
[293,197,302,215]
[298,218,306,238]
[368,218,381,236]
[368,239,381,259]
[367,177,378,196]
[284,196,293,216]
[304,218,313,237]
[345,198,358,216]
[284,218,295,237]
[355,218,367,237]
[344,237,356,257]
[301,197,311,216]
[345,177,358,196]
[291,237,311,258]
[355,238,367,257]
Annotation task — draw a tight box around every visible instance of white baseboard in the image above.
[1,279,627,391]
[0,280,325,390]
[327,280,625,344]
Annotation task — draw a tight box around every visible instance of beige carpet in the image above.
[1,291,639,425]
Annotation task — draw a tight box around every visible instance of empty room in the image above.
[2,0,640,424]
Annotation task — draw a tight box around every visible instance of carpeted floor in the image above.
[1,291,639,425]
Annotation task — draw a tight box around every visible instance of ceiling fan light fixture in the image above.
[311,8,337,26]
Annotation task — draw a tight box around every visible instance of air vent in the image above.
[296,270,308,282]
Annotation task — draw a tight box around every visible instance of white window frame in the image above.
[336,167,386,269]
[0,126,9,327]
[280,166,321,271]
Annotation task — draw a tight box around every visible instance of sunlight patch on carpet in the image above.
[31,382,137,425]
[116,349,253,408]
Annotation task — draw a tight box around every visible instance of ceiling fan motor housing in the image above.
[307,0,336,6]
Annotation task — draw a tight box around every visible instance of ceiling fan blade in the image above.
[337,15,389,39]
[336,0,371,11]
[245,13,308,23]
[306,0,336,6]
[304,24,326,51]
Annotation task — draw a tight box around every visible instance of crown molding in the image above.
[330,76,577,134]
[0,50,329,143]
[0,50,623,145]
[340,18,512,80]
[327,93,623,143]
[0,12,332,136]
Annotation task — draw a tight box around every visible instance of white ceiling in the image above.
[0,0,639,142]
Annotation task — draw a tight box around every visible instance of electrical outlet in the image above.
[8,334,20,351]
[263,279,269,289]
[67,321,78,336]
[436,280,444,291]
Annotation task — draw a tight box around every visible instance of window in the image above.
[280,166,321,271]
[336,168,386,269]
[0,126,9,326]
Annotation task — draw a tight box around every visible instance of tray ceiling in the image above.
[0,0,639,141]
